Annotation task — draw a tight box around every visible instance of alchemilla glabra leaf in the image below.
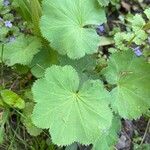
[1,35,42,66]
[40,0,106,59]
[103,51,150,119]
[32,65,112,146]
[30,48,57,78]
[93,116,121,150]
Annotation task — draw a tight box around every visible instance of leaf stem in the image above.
[127,21,150,47]
[0,44,5,88]
[143,21,150,30]
[140,119,150,146]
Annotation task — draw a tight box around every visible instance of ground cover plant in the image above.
[0,0,150,150]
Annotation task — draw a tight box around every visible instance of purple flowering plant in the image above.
[4,20,12,28]
[96,24,105,36]
[3,0,10,6]
[133,47,143,57]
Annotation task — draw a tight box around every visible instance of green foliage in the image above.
[103,51,150,119]
[0,0,150,149]
[12,0,31,22]
[30,48,57,78]
[0,89,25,109]
[0,27,9,41]
[1,35,42,66]
[114,9,150,51]
[0,110,9,144]
[93,116,121,150]
[13,64,29,75]
[144,8,150,20]
[59,54,96,83]
[131,14,146,31]
[0,98,4,107]
[0,127,4,144]
[99,37,115,46]
[65,143,78,150]
[32,65,112,145]
[40,0,106,59]
[114,32,133,51]
[97,0,110,6]
[21,102,42,136]
[131,14,148,45]
[12,0,42,36]
[134,144,150,150]
[0,0,3,10]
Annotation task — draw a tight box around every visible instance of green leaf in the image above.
[0,27,9,41]
[97,0,110,6]
[23,89,33,102]
[0,127,4,144]
[135,144,150,150]
[130,14,148,45]
[131,14,145,32]
[0,0,3,9]
[40,0,106,59]
[65,143,78,150]
[114,32,132,51]
[102,51,150,119]
[13,64,29,75]
[133,29,148,45]
[2,35,41,66]
[30,0,42,36]
[0,110,9,144]
[59,55,96,83]
[93,116,121,150]
[32,65,112,146]
[0,98,4,107]
[1,90,25,109]
[30,48,57,78]
[12,0,31,22]
[21,102,42,136]
[99,37,114,46]
[59,55,96,73]
[144,8,150,20]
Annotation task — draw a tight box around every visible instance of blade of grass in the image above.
[30,0,42,36]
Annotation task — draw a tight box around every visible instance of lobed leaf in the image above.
[32,65,112,146]
[30,48,57,78]
[102,51,150,119]
[40,0,106,59]
[59,54,96,83]
[1,35,41,66]
[93,116,121,150]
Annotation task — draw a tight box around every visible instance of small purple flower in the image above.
[4,20,12,28]
[96,24,105,36]
[133,47,142,57]
[3,0,10,6]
